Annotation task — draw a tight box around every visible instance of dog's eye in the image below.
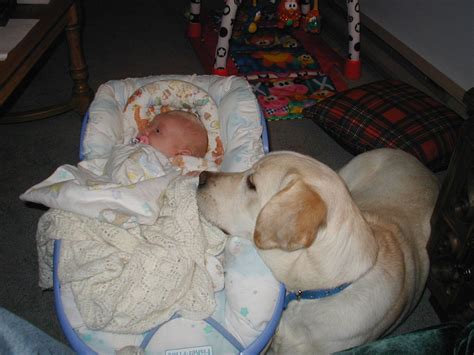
[246,174,256,190]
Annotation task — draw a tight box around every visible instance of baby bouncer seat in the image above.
[51,74,284,354]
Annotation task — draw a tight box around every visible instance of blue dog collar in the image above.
[284,283,351,309]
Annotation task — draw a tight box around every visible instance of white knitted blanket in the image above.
[36,176,227,334]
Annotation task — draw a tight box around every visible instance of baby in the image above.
[102,109,209,185]
[21,109,212,226]
[136,110,209,159]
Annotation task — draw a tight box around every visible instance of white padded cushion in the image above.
[83,74,264,172]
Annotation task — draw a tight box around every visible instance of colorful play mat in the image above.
[188,1,348,121]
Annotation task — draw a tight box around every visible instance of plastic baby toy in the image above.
[245,0,262,33]
[277,0,301,29]
[302,0,321,33]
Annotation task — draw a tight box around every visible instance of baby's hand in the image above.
[186,171,201,177]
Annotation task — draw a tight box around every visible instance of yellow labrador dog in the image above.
[197,148,439,354]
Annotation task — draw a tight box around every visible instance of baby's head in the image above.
[138,110,208,158]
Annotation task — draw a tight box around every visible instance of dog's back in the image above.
[339,148,439,248]
[338,148,439,331]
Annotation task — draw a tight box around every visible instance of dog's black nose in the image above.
[198,171,208,187]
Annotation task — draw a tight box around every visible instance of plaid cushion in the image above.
[303,80,464,171]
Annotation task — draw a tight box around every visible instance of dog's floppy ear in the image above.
[254,178,327,251]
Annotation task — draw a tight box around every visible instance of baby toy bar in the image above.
[344,0,361,79]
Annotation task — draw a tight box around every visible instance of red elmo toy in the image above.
[277,0,301,29]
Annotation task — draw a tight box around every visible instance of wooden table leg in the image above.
[65,1,93,116]
[0,0,93,124]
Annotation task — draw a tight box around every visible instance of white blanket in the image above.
[21,144,181,226]
[36,176,227,334]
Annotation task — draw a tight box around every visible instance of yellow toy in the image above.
[243,0,262,33]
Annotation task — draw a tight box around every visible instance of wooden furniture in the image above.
[0,0,93,123]
[0,0,16,26]
[427,89,474,325]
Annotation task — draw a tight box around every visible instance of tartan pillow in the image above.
[303,80,464,171]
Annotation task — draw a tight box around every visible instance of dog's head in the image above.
[198,151,378,289]
[197,151,350,251]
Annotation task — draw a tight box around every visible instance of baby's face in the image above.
[141,114,185,157]
[139,112,208,158]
